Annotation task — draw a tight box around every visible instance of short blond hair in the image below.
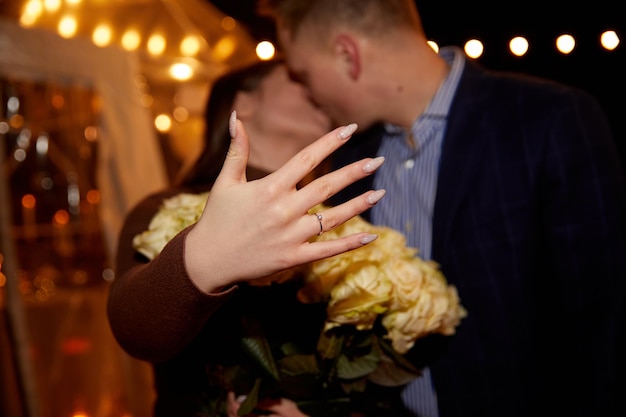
[257,0,422,39]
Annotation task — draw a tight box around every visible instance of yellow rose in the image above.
[133,192,208,260]
[382,258,467,354]
[300,205,416,302]
[299,207,378,302]
[135,197,468,359]
[385,258,443,309]
[325,264,392,330]
[370,225,419,260]
[300,203,467,355]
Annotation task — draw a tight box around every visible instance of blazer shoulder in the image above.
[461,60,597,104]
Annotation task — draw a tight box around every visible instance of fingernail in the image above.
[338,123,358,140]
[367,189,386,205]
[363,156,385,173]
[229,110,237,138]
[236,395,247,404]
[360,234,378,245]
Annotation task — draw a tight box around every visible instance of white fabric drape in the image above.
[0,17,168,262]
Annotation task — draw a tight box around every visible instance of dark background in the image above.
[207,0,626,166]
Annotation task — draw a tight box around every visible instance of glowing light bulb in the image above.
[92,24,112,47]
[58,15,78,38]
[147,34,166,56]
[256,41,275,60]
[121,30,141,51]
[169,63,194,81]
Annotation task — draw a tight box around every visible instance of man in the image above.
[259,1,626,416]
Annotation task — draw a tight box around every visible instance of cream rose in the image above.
[301,204,467,355]
[134,198,467,358]
[325,264,393,330]
[132,192,208,259]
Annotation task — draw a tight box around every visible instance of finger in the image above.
[296,190,385,264]
[266,123,359,190]
[295,188,386,257]
[213,111,249,189]
[295,156,385,213]
[226,391,241,417]
[297,232,379,266]
[257,398,305,416]
[267,399,308,416]
[313,189,386,235]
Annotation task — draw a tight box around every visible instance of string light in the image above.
[121,29,141,51]
[509,36,529,57]
[57,15,78,38]
[213,35,236,61]
[464,39,484,59]
[20,0,42,26]
[180,35,201,56]
[169,63,194,81]
[256,40,275,60]
[154,114,172,133]
[147,33,166,56]
[556,33,576,55]
[17,2,621,84]
[43,0,61,13]
[92,24,112,47]
[601,30,620,50]
[12,1,622,153]
[221,16,236,31]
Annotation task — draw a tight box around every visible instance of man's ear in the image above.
[333,33,361,80]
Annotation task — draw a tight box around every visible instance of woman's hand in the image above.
[227,392,310,417]
[185,111,386,293]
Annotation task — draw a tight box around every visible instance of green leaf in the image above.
[336,345,380,379]
[237,378,261,416]
[317,331,344,360]
[377,337,421,374]
[279,353,320,376]
[340,377,368,393]
[240,317,280,381]
[280,341,304,356]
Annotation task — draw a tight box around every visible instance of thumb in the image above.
[214,111,249,188]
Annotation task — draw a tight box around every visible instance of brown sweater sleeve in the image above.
[106,189,236,362]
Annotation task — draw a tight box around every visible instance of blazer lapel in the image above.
[432,62,493,262]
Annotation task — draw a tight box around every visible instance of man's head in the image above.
[258,0,420,41]
[258,0,424,129]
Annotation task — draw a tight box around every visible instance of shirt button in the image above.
[404,159,415,169]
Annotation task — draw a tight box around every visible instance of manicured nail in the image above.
[360,234,378,245]
[367,189,386,205]
[363,156,385,173]
[229,110,237,138]
[338,123,358,140]
[236,395,247,404]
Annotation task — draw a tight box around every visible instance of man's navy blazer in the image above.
[330,59,626,417]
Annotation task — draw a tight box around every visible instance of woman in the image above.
[107,58,386,416]
[177,58,333,189]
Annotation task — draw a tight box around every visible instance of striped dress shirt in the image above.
[370,46,465,417]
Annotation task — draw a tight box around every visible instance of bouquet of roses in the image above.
[133,193,467,416]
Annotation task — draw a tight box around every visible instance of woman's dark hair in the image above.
[177,58,284,188]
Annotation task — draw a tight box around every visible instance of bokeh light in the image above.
[256,40,275,60]
[464,39,484,59]
[556,34,576,54]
